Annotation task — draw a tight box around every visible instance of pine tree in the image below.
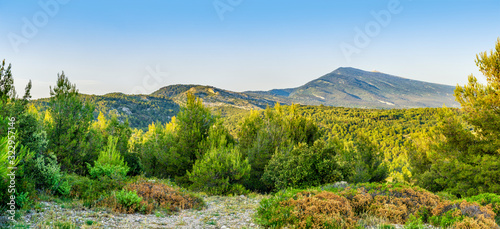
[48,72,94,174]
[410,38,500,197]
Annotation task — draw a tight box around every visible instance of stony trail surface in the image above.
[17,195,265,228]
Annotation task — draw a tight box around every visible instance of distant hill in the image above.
[246,67,459,108]
[31,67,459,129]
[152,84,277,110]
[31,93,180,129]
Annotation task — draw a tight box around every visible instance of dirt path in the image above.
[20,195,264,228]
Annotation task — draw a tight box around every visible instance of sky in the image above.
[1,0,499,99]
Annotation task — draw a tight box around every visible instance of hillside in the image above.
[247,67,459,108]
[152,84,277,109]
[31,93,180,129]
[31,67,460,129]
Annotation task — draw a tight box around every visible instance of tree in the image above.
[347,137,388,184]
[455,37,500,151]
[238,103,321,192]
[410,38,500,197]
[174,93,215,184]
[0,60,15,103]
[48,72,94,174]
[262,139,345,190]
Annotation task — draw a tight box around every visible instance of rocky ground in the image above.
[7,194,265,228]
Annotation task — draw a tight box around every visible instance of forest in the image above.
[0,39,499,228]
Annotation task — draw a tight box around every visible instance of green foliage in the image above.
[262,139,345,190]
[257,183,499,228]
[410,39,500,197]
[130,93,217,184]
[404,214,427,229]
[175,93,215,183]
[0,59,15,102]
[88,136,129,179]
[65,173,125,208]
[29,153,70,196]
[455,37,500,152]
[347,137,388,184]
[115,189,142,209]
[14,192,30,210]
[188,145,250,195]
[48,72,94,175]
[238,104,321,192]
[228,105,444,185]
[130,121,178,178]
[466,193,500,224]
[0,137,35,210]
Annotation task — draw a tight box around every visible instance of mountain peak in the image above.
[247,67,459,108]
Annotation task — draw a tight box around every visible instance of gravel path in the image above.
[20,195,265,228]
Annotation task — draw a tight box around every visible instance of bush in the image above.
[466,193,500,225]
[0,137,35,209]
[257,183,500,228]
[88,136,129,179]
[188,146,250,195]
[257,189,356,228]
[113,177,205,214]
[65,173,125,208]
[30,153,69,195]
[88,162,129,179]
[115,190,142,210]
[334,183,440,224]
[262,139,345,190]
[430,200,498,228]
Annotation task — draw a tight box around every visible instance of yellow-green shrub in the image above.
[187,146,250,195]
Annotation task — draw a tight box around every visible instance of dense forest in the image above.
[0,39,499,228]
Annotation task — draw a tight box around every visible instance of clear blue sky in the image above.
[1,0,499,99]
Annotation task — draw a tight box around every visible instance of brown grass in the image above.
[101,178,204,214]
[282,191,356,228]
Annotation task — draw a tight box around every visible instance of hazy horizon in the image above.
[1,0,499,99]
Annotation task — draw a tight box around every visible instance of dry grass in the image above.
[257,183,500,228]
[283,191,356,228]
[101,178,205,214]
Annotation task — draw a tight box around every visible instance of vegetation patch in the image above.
[257,183,500,228]
[115,178,205,214]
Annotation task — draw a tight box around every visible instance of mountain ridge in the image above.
[31,67,460,129]
[244,67,459,108]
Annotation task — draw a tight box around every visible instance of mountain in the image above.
[31,67,459,129]
[152,84,277,110]
[246,67,459,108]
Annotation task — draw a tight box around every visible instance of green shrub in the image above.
[15,192,30,210]
[88,162,129,179]
[0,137,35,209]
[88,136,129,179]
[115,189,142,209]
[188,146,250,195]
[65,173,125,207]
[404,214,427,229]
[465,193,500,225]
[29,153,70,196]
[436,191,458,201]
[262,139,344,190]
